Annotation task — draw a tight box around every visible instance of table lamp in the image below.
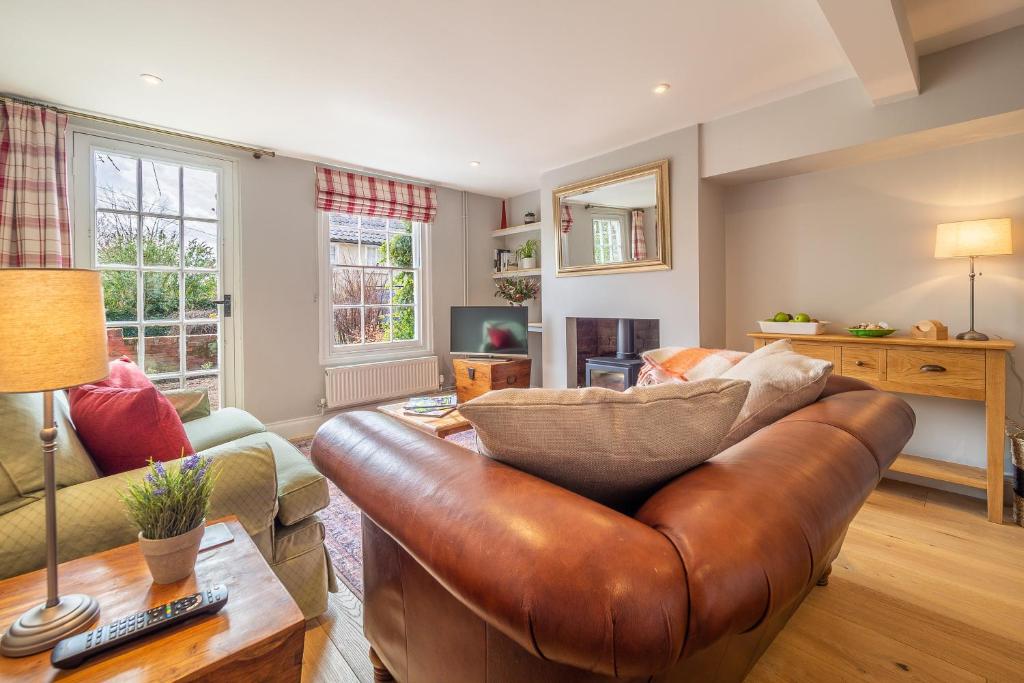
[934,218,1013,341]
[0,269,109,657]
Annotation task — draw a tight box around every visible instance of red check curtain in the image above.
[0,99,71,268]
[630,209,648,261]
[560,204,574,234]
[316,167,437,222]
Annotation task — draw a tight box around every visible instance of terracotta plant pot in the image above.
[138,520,205,584]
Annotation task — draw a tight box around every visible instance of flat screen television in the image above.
[450,306,529,357]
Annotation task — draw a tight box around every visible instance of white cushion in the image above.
[719,339,832,449]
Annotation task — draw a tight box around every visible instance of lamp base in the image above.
[0,593,99,657]
[956,330,990,341]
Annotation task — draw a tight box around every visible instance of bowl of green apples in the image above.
[757,312,829,335]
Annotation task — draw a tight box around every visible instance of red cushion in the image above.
[102,356,152,389]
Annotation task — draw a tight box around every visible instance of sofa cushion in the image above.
[184,408,266,453]
[162,389,211,423]
[719,339,833,449]
[69,385,194,475]
[638,346,748,385]
[273,515,326,564]
[208,432,329,526]
[0,392,99,509]
[459,379,750,508]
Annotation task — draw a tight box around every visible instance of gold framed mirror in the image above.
[552,159,670,277]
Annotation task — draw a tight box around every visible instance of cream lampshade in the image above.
[0,268,109,657]
[933,218,1013,341]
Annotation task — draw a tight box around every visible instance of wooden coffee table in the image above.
[0,516,304,682]
[377,401,473,439]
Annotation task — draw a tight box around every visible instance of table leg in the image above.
[985,350,1007,523]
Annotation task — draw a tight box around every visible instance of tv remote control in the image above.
[50,584,229,669]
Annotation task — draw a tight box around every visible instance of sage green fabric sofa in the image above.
[0,391,337,619]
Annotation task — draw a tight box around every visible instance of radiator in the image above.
[324,356,439,409]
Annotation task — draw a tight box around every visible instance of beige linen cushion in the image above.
[459,378,750,508]
[161,389,211,423]
[719,339,833,449]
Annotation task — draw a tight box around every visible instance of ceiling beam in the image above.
[817,0,920,104]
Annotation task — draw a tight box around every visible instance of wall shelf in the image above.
[492,223,541,238]
[528,322,543,333]
[492,268,540,279]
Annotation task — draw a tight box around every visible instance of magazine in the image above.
[403,405,456,418]
[404,393,457,410]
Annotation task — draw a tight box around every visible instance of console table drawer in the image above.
[842,346,884,382]
[884,348,985,398]
[790,341,837,364]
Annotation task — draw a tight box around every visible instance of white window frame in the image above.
[70,130,244,408]
[592,214,624,264]
[318,211,432,365]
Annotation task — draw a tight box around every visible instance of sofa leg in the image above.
[369,646,393,682]
[816,564,833,587]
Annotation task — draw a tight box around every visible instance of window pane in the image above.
[143,271,180,320]
[102,270,138,322]
[364,269,391,304]
[391,271,415,305]
[184,273,218,319]
[106,326,139,362]
[393,306,415,340]
[386,232,413,267]
[144,325,181,374]
[153,377,182,391]
[185,374,220,410]
[361,216,387,231]
[142,216,180,266]
[186,323,218,371]
[388,218,412,234]
[333,308,362,345]
[184,220,218,269]
[364,307,392,343]
[362,227,387,266]
[94,152,138,211]
[96,212,138,266]
[331,268,361,305]
[142,159,180,215]
[183,167,218,219]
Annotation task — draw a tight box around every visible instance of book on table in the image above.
[403,393,457,417]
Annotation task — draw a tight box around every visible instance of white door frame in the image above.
[70,129,244,408]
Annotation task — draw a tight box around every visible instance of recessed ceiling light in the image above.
[469,160,481,167]
[139,73,163,85]
[652,82,671,95]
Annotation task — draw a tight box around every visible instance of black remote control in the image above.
[50,584,229,669]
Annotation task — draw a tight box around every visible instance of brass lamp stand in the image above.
[0,269,110,657]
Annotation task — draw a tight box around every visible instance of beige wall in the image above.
[539,126,704,388]
[724,132,1024,473]
[68,116,501,426]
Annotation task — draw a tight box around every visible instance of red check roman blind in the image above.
[316,167,437,222]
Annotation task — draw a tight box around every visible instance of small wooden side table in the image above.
[0,516,304,681]
[749,333,1015,523]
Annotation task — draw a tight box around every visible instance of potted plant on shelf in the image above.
[494,276,540,306]
[516,239,540,270]
[121,454,217,584]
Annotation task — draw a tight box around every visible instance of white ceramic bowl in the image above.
[757,320,829,335]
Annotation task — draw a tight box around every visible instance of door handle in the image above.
[212,294,232,318]
[919,364,946,373]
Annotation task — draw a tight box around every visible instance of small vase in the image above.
[521,257,537,269]
[138,520,205,584]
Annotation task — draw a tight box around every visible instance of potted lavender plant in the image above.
[121,454,217,584]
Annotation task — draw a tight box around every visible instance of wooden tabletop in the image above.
[377,402,473,438]
[748,332,1015,350]
[0,517,304,682]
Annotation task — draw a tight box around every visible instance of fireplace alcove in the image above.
[569,317,659,389]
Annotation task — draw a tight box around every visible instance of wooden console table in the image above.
[749,333,1015,523]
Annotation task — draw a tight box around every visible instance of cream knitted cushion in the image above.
[719,339,833,449]
[459,378,750,508]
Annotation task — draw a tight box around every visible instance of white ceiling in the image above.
[564,175,657,209]
[0,1,1019,197]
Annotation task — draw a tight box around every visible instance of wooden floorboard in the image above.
[303,479,1024,681]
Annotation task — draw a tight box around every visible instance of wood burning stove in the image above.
[584,319,645,391]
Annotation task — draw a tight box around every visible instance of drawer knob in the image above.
[920,364,947,373]
[855,360,866,367]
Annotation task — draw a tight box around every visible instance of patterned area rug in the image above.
[294,428,478,601]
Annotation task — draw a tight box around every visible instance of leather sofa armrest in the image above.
[312,412,688,678]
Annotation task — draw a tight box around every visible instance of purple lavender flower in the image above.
[145,473,156,485]
[181,454,200,472]
[153,461,166,478]
[152,486,167,496]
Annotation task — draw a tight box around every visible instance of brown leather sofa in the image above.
[312,376,915,682]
